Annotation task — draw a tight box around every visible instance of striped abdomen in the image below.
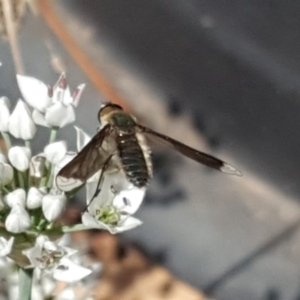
[117,131,151,188]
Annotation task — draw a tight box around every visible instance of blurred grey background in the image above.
[1,1,300,299]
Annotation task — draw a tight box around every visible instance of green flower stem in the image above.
[1,131,12,149]
[17,171,25,189]
[46,164,54,189]
[49,128,58,144]
[62,224,90,233]
[18,267,33,300]
[24,140,31,149]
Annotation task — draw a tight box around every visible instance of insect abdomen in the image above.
[117,131,150,188]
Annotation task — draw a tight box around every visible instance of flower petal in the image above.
[72,84,85,107]
[113,216,143,233]
[44,141,67,165]
[32,109,50,127]
[45,102,75,128]
[81,212,111,230]
[0,96,11,131]
[17,75,52,112]
[8,146,31,171]
[8,100,36,140]
[74,126,91,151]
[5,204,31,233]
[42,192,67,221]
[87,171,131,214]
[53,257,92,283]
[52,73,72,105]
[23,235,49,268]
[113,187,145,214]
[0,237,14,257]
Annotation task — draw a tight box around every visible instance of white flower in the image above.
[81,172,145,234]
[0,237,14,257]
[5,188,26,207]
[42,190,67,221]
[0,96,11,131]
[5,203,31,233]
[44,141,67,165]
[8,100,36,140]
[18,73,85,128]
[23,236,91,283]
[8,146,31,171]
[27,187,45,209]
[0,162,13,186]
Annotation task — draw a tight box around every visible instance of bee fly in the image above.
[56,103,241,196]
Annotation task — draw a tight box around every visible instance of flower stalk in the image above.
[18,268,33,300]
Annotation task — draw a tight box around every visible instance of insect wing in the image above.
[56,124,113,191]
[137,125,241,176]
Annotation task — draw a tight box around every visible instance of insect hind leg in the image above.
[85,155,113,212]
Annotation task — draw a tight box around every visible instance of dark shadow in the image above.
[203,219,300,296]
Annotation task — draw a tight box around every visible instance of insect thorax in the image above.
[110,112,136,128]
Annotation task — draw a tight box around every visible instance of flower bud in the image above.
[42,192,67,221]
[5,203,31,233]
[0,97,10,132]
[8,100,36,140]
[27,187,44,209]
[0,163,13,186]
[5,189,26,207]
[0,153,7,163]
[44,141,67,165]
[8,146,31,171]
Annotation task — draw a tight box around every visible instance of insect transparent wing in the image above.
[56,125,113,191]
[137,125,241,176]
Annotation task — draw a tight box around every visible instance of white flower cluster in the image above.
[0,74,146,290]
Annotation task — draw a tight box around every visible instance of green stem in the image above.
[1,131,12,150]
[62,224,90,233]
[24,140,31,149]
[18,268,33,300]
[49,128,58,144]
[46,164,54,189]
[17,171,25,189]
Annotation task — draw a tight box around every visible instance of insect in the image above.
[56,103,241,196]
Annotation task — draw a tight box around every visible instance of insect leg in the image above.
[85,154,113,211]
